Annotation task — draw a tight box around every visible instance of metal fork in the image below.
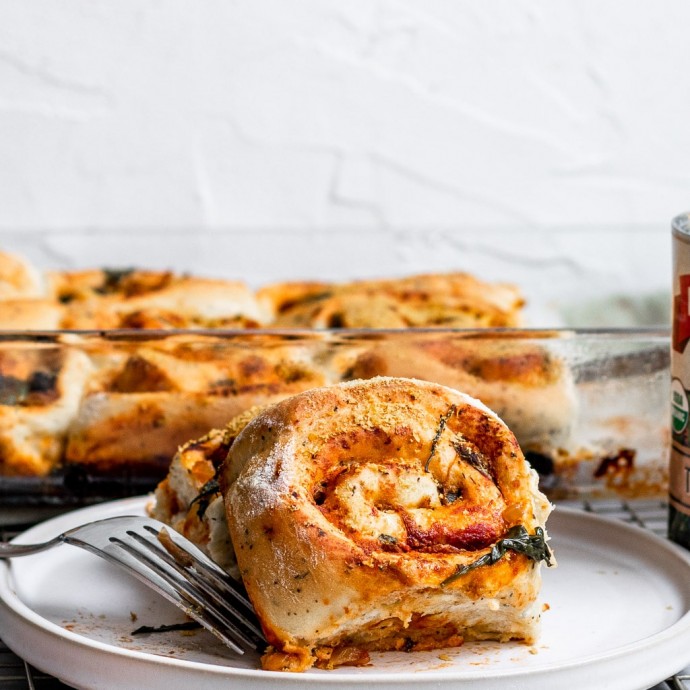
[0,515,265,655]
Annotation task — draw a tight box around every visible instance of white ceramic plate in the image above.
[1,497,690,690]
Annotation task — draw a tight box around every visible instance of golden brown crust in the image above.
[261,273,524,328]
[0,346,93,475]
[256,281,333,317]
[0,249,527,331]
[0,252,534,489]
[66,336,330,470]
[48,270,271,329]
[342,336,576,452]
[0,300,64,330]
[221,376,551,671]
[0,257,525,331]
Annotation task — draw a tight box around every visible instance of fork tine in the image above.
[117,543,255,653]
[140,524,256,613]
[115,530,264,644]
[68,533,249,653]
[62,516,265,655]
[131,531,256,620]
[110,536,263,653]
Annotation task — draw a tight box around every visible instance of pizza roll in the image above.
[66,336,329,473]
[47,269,271,329]
[0,251,45,300]
[341,336,576,455]
[259,273,524,328]
[0,343,93,475]
[150,408,262,577]
[0,299,64,330]
[221,376,553,672]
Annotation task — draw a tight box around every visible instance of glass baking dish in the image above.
[0,327,670,508]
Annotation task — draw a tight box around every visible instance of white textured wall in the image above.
[0,1,686,325]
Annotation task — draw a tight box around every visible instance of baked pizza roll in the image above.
[221,376,553,671]
[47,268,270,329]
[0,343,93,475]
[0,251,45,299]
[341,336,576,455]
[259,272,524,328]
[150,408,262,577]
[0,299,64,330]
[65,336,329,473]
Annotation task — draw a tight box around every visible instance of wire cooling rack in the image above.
[0,499,688,690]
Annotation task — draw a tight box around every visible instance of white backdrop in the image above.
[0,1,686,325]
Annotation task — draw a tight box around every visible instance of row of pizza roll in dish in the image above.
[0,249,567,489]
[0,330,576,488]
[150,376,555,672]
[0,250,524,329]
[0,251,666,499]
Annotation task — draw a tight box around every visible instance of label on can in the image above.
[671,213,690,521]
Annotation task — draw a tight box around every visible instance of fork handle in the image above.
[0,536,62,558]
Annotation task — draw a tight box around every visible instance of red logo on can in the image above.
[674,274,690,353]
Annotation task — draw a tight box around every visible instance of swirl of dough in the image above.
[221,376,551,671]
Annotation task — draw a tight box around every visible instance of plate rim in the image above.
[2,496,690,687]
